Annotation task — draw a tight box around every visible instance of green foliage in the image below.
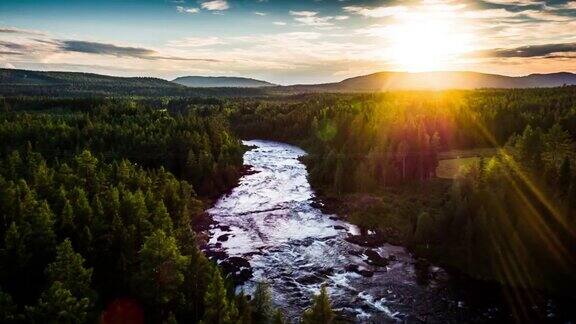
[251,282,273,324]
[137,230,189,307]
[45,239,95,304]
[301,285,334,324]
[26,281,90,324]
[0,287,18,322]
[273,309,285,324]
[414,212,435,244]
[0,100,244,323]
[203,267,237,324]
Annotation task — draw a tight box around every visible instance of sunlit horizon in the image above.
[1,0,575,84]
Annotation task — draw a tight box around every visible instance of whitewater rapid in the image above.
[206,140,486,323]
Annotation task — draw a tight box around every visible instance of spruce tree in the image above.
[202,266,236,324]
[137,230,189,310]
[45,239,95,304]
[301,285,334,324]
[26,281,90,323]
[252,281,273,324]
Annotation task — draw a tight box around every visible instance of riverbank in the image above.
[308,176,576,322]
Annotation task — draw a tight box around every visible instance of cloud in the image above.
[289,11,318,17]
[56,40,221,61]
[289,10,337,27]
[60,40,156,57]
[167,37,225,47]
[201,0,229,11]
[176,6,199,14]
[254,12,267,16]
[0,51,23,56]
[0,26,45,35]
[0,41,39,52]
[485,42,576,57]
[343,5,407,18]
[273,21,287,26]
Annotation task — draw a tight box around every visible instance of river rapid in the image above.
[204,140,550,323]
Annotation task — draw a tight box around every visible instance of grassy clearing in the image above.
[436,148,496,179]
[437,147,497,160]
[436,157,480,179]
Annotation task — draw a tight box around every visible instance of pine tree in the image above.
[26,281,90,324]
[252,281,273,324]
[45,239,95,303]
[72,188,92,228]
[27,200,56,260]
[60,199,75,238]
[137,230,189,309]
[203,266,236,324]
[273,309,285,324]
[0,287,18,322]
[236,292,252,324]
[151,200,173,235]
[301,285,334,324]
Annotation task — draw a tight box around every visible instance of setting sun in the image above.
[385,9,474,72]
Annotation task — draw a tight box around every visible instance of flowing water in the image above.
[205,140,560,323]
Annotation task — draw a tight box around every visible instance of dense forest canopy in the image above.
[0,87,575,322]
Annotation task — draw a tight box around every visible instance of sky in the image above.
[1,0,575,84]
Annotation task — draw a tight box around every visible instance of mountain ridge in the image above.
[285,71,576,92]
[172,76,276,88]
[1,68,576,96]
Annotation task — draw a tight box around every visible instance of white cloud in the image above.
[254,12,267,16]
[335,16,349,20]
[176,6,199,14]
[201,0,229,11]
[273,21,287,26]
[167,37,225,48]
[289,11,318,17]
[482,0,543,5]
[289,10,337,27]
[343,5,407,18]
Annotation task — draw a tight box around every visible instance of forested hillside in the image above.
[0,69,268,97]
[230,88,576,294]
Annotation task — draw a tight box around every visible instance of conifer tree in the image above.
[45,239,95,303]
[137,230,189,310]
[252,281,273,324]
[301,285,334,324]
[203,266,236,324]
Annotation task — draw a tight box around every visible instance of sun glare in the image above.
[384,9,474,72]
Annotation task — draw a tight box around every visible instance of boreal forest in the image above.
[0,85,575,323]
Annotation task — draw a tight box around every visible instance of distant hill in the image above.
[0,68,178,88]
[1,68,575,97]
[173,76,276,88]
[0,69,267,97]
[285,71,576,92]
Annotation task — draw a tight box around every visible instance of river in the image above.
[204,140,556,323]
